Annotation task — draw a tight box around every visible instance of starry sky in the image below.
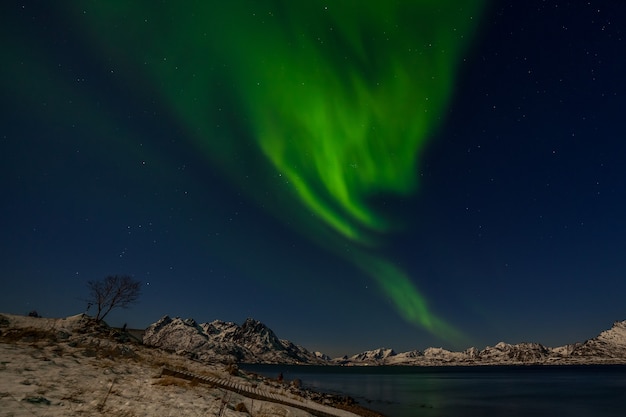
[1,1,625,358]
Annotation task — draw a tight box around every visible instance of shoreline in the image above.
[161,366,386,417]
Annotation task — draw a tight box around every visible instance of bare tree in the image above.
[87,275,141,322]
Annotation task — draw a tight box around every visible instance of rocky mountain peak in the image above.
[351,348,395,361]
[233,318,282,353]
[143,316,326,364]
[570,319,626,358]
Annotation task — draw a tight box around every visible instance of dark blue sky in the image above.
[1,1,625,357]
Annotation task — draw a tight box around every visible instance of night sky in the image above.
[2,1,625,358]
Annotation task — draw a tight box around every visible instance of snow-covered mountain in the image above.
[144,316,626,366]
[143,316,326,364]
[569,320,626,359]
[337,348,396,365]
[337,320,626,366]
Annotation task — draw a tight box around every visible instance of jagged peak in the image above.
[315,351,332,361]
[240,318,273,334]
[242,317,264,326]
[424,347,452,354]
[183,318,198,327]
[397,349,423,358]
[145,315,173,334]
[143,315,328,364]
[208,319,234,326]
[350,347,396,361]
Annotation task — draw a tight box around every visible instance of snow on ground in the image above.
[0,313,321,417]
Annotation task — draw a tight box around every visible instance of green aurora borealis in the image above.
[68,1,485,341]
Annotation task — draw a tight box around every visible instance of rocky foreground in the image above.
[0,313,380,417]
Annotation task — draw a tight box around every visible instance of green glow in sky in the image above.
[73,1,484,341]
[247,3,477,243]
[355,254,466,344]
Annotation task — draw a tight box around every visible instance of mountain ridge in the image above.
[143,316,626,365]
[337,320,626,366]
[143,315,326,364]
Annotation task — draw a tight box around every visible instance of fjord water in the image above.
[241,364,626,417]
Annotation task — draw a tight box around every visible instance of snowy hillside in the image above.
[0,313,377,417]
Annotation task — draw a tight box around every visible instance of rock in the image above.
[23,396,50,405]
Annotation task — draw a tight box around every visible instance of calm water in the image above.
[240,364,626,417]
